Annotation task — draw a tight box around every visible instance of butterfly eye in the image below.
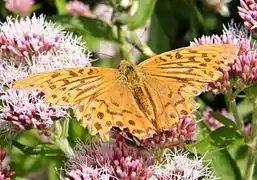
[123,66,135,76]
[127,66,134,71]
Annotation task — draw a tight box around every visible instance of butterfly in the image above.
[13,45,238,140]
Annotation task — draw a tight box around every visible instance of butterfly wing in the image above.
[13,67,156,139]
[136,44,238,130]
[74,78,156,139]
[13,67,115,105]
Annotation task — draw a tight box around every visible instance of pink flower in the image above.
[238,0,257,32]
[202,107,252,136]
[0,15,61,62]
[110,135,154,179]
[244,123,252,136]
[142,116,196,148]
[66,0,95,18]
[0,88,68,135]
[231,50,257,86]
[0,15,92,135]
[202,107,226,130]
[5,0,34,16]
[150,149,217,180]
[0,148,15,180]
[63,135,155,179]
[0,15,92,67]
[65,166,115,180]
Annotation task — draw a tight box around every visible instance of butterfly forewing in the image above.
[13,67,114,105]
[136,45,238,130]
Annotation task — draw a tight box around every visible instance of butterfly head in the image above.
[118,60,136,76]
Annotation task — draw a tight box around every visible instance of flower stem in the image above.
[226,88,245,136]
[53,119,74,157]
[250,97,257,145]
[244,96,257,180]
[125,30,155,58]
[117,25,133,61]
[12,140,63,156]
[155,148,166,164]
[55,137,74,157]
[244,148,255,180]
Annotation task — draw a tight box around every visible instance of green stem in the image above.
[244,148,256,180]
[54,0,67,15]
[125,30,155,58]
[117,25,133,61]
[226,88,245,136]
[155,148,166,164]
[244,97,257,180]
[12,140,62,156]
[53,119,74,157]
[54,138,73,157]
[251,98,257,145]
[232,89,243,100]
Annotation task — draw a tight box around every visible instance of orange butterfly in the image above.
[13,45,238,140]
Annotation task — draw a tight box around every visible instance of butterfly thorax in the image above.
[118,60,156,122]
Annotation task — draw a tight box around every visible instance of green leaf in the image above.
[48,161,60,180]
[127,0,157,30]
[237,98,253,118]
[54,0,67,15]
[31,4,42,12]
[186,135,213,154]
[210,111,237,129]
[51,15,118,42]
[69,117,93,145]
[206,150,242,180]
[210,126,240,147]
[147,12,170,54]
[228,144,248,177]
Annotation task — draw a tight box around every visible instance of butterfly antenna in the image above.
[127,25,149,55]
[92,51,115,59]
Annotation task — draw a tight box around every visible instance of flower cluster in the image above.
[150,149,217,180]
[142,116,196,148]
[0,148,15,179]
[0,15,92,135]
[64,166,115,180]
[0,15,61,62]
[63,134,217,180]
[231,50,257,86]
[238,0,257,33]
[0,88,68,135]
[63,134,154,179]
[0,15,91,68]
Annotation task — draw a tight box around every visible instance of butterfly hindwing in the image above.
[75,79,156,139]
